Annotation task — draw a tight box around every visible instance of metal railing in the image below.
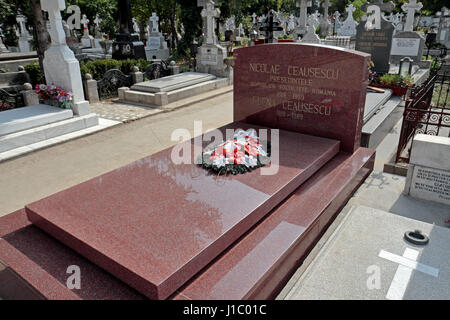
[396,69,450,163]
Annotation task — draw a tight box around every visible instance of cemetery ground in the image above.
[1,87,449,300]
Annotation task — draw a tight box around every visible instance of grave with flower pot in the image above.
[0,43,376,300]
[0,0,99,157]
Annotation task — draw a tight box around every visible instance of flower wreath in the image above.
[199,129,271,175]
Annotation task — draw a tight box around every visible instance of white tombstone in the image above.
[0,25,10,53]
[338,4,357,37]
[94,15,102,37]
[288,14,296,31]
[201,0,220,45]
[238,23,245,37]
[302,15,321,43]
[132,18,140,34]
[41,0,91,116]
[402,0,423,32]
[150,12,159,33]
[196,0,228,78]
[334,11,342,33]
[319,0,331,37]
[404,135,450,206]
[80,14,94,48]
[16,15,32,53]
[312,11,321,28]
[145,12,168,60]
[296,0,312,37]
[252,13,257,25]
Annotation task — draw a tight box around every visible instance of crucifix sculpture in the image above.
[201,0,220,45]
[402,0,423,32]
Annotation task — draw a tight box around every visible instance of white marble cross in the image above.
[94,15,102,29]
[297,0,312,30]
[81,14,89,29]
[379,249,439,300]
[41,0,67,46]
[81,14,90,37]
[339,4,357,36]
[288,14,296,31]
[16,15,27,36]
[334,11,341,20]
[132,18,140,33]
[252,13,257,24]
[201,0,220,45]
[322,0,330,17]
[150,12,159,33]
[402,0,423,32]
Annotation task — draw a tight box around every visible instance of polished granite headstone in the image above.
[233,43,370,153]
[26,122,340,300]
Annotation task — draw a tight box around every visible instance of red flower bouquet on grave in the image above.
[35,84,74,109]
[200,129,271,175]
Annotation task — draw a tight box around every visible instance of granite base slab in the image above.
[131,72,216,93]
[25,122,340,300]
[361,96,403,149]
[0,148,374,300]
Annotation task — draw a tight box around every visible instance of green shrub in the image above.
[79,59,152,80]
[24,62,44,86]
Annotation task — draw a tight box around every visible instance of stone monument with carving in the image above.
[112,0,146,60]
[145,12,169,61]
[41,0,92,116]
[196,0,229,78]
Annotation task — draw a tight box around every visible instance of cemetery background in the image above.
[0,0,449,301]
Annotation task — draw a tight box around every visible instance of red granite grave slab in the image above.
[173,148,375,300]
[0,210,144,300]
[0,148,374,300]
[233,44,371,153]
[25,122,340,300]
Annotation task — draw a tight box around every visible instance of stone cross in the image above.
[338,4,357,36]
[16,15,28,36]
[252,13,257,24]
[288,14,296,31]
[132,18,139,33]
[200,0,220,45]
[94,15,102,29]
[150,12,159,33]
[402,0,423,32]
[334,11,341,21]
[41,0,67,46]
[322,0,330,18]
[81,14,90,36]
[297,0,312,32]
[347,4,356,18]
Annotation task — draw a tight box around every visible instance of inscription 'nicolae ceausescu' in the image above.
[249,63,338,119]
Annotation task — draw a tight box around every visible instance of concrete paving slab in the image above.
[285,206,450,300]
[349,171,450,227]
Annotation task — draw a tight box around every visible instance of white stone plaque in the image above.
[148,37,161,50]
[200,47,218,65]
[410,166,450,205]
[390,38,420,56]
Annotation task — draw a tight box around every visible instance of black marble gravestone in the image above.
[112,0,146,60]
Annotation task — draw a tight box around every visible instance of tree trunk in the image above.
[30,0,49,82]
[170,0,177,51]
